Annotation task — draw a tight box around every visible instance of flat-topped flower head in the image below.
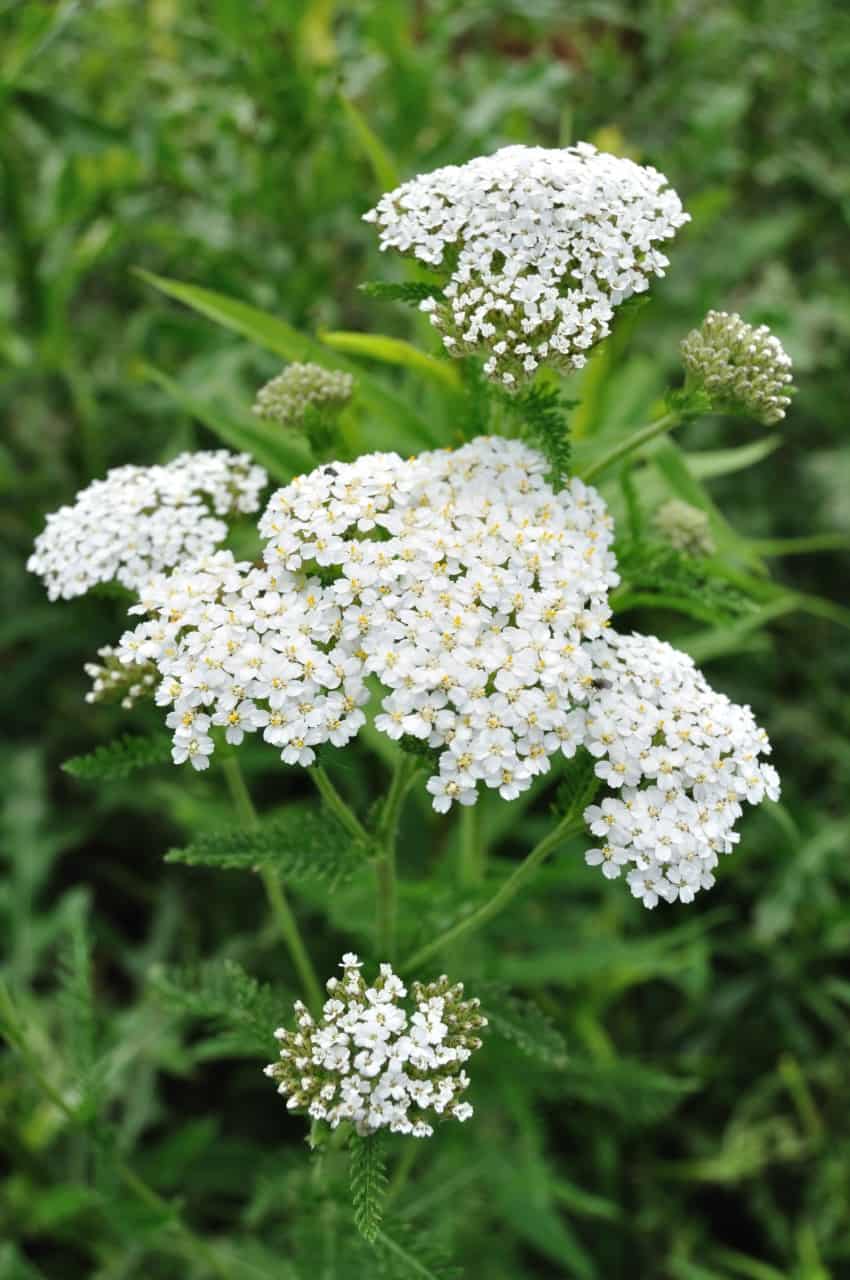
[581,631,779,908]
[120,437,618,797]
[653,498,716,557]
[28,450,267,601]
[264,954,486,1137]
[253,362,354,427]
[680,311,794,425]
[364,142,689,386]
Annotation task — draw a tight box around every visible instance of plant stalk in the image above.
[373,755,419,962]
[220,754,323,1014]
[403,812,585,971]
[580,410,680,483]
[309,763,372,845]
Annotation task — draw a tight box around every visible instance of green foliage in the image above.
[477,984,568,1068]
[150,958,282,1055]
[349,1131,388,1245]
[62,733,172,781]
[360,281,446,306]
[555,749,600,821]
[165,805,368,887]
[615,538,755,624]
[503,384,574,488]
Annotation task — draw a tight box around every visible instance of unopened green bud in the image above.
[253,363,354,427]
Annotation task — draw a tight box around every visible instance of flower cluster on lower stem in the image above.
[264,954,486,1137]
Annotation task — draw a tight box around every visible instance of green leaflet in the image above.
[476,983,567,1068]
[150,959,282,1056]
[613,540,754,625]
[502,383,573,488]
[359,281,445,306]
[560,1056,697,1125]
[338,93,400,192]
[165,804,369,888]
[319,330,462,390]
[62,734,172,782]
[554,749,599,822]
[134,271,439,449]
[349,1131,388,1245]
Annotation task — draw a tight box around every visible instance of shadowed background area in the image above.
[2,2,850,1277]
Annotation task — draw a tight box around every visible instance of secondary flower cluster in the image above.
[681,310,794,425]
[28,450,267,600]
[365,142,689,386]
[264,954,485,1137]
[583,631,779,907]
[119,436,619,803]
[653,498,716,557]
[253,362,354,427]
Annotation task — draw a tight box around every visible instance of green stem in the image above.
[580,411,680,483]
[220,755,323,1014]
[458,803,483,886]
[403,812,585,972]
[309,763,372,845]
[374,756,419,962]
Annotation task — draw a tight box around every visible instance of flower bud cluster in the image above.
[680,311,793,425]
[253,363,354,427]
[653,499,716,557]
[84,644,156,709]
[264,954,485,1137]
[28,451,267,601]
[365,142,688,387]
[582,631,779,907]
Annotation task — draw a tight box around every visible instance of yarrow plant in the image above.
[26,140,805,1249]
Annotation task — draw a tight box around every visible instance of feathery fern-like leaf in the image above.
[477,983,567,1068]
[503,384,574,488]
[349,1131,388,1245]
[165,804,367,887]
[150,959,283,1054]
[555,749,599,822]
[359,281,445,305]
[614,539,754,624]
[62,734,172,782]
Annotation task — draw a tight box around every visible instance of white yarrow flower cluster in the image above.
[364,142,689,386]
[253,362,355,427]
[119,436,619,800]
[264,955,485,1137]
[680,310,794,425]
[28,451,267,601]
[582,631,780,907]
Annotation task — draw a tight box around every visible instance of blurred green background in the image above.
[3,2,850,1277]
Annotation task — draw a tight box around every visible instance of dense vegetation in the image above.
[3,3,850,1278]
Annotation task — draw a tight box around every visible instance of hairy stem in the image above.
[403,812,585,971]
[220,754,323,1014]
[580,410,680,483]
